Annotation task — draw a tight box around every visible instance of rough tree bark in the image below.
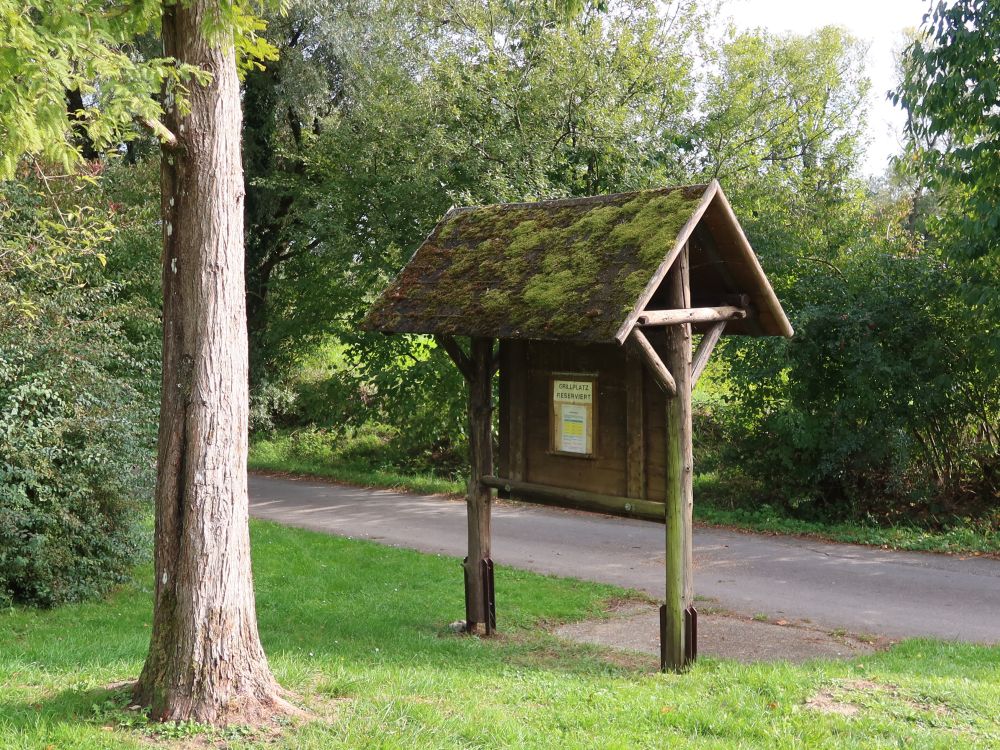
[132,0,287,725]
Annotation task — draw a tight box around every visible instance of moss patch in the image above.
[364,185,706,341]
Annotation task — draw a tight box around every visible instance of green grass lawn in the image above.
[2,521,998,748]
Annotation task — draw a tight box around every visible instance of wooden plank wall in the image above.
[500,339,674,501]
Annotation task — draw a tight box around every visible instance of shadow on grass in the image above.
[0,683,135,736]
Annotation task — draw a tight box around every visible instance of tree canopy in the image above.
[895,0,1000,315]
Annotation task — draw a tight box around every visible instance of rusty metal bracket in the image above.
[659,604,698,670]
[462,556,475,631]
[482,558,496,635]
[659,604,667,671]
[684,605,698,664]
[462,557,496,635]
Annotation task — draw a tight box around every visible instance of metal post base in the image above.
[659,604,697,671]
[462,557,497,635]
[482,558,496,635]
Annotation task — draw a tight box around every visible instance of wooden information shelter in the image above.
[364,181,792,670]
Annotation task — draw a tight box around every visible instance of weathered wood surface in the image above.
[691,321,726,388]
[520,341,628,498]
[625,346,646,499]
[630,328,677,395]
[637,306,746,327]
[506,340,527,481]
[435,334,473,380]
[663,244,695,671]
[699,186,794,337]
[497,341,511,481]
[505,339,676,503]
[464,337,496,632]
[483,476,666,522]
[615,181,720,344]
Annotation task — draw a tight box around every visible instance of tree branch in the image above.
[139,116,179,148]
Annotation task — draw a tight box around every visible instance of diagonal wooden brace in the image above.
[691,321,726,389]
[630,328,676,395]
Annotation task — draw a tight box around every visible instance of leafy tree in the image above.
[244,0,706,454]
[695,22,999,523]
[1,0,288,725]
[894,0,1000,317]
[0,170,116,311]
[696,26,867,181]
[719,226,999,521]
[0,0,195,177]
[0,171,157,608]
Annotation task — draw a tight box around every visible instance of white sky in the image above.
[724,0,930,177]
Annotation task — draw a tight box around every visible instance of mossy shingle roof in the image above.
[364,182,792,343]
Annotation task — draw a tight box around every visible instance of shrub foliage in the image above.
[0,166,159,608]
[0,287,156,607]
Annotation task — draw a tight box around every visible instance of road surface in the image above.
[249,473,999,643]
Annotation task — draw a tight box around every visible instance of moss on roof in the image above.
[364,185,708,342]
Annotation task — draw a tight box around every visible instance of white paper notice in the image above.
[558,403,588,453]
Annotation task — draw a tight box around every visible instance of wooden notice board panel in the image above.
[549,373,598,458]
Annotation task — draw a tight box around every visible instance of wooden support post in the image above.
[497,342,510,482]
[507,340,527,482]
[663,244,695,671]
[464,336,495,634]
[625,346,646,499]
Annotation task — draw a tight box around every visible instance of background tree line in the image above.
[1,0,997,610]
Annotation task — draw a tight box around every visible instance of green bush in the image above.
[719,249,999,525]
[0,286,156,607]
[256,334,468,478]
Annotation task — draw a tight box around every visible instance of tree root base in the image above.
[127,680,311,730]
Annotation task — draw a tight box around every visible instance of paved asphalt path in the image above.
[249,474,999,644]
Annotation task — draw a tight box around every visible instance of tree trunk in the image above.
[133,0,285,725]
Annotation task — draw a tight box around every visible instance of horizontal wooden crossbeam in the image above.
[637,306,747,327]
[629,328,677,396]
[482,476,666,523]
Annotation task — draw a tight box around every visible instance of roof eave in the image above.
[711,184,794,338]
